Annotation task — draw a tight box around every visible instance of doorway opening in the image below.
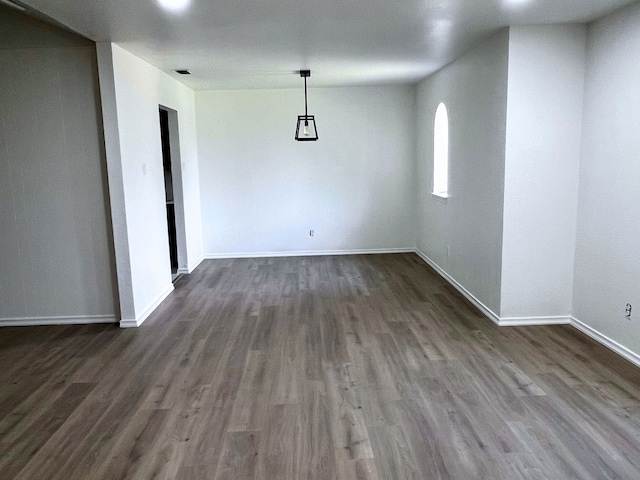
[159,106,187,282]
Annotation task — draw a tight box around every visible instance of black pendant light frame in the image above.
[295,70,319,141]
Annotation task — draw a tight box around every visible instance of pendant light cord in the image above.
[304,76,308,117]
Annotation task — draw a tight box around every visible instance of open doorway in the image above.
[159,106,187,282]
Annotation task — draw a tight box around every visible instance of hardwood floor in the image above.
[1,253,640,479]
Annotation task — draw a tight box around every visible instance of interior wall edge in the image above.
[95,41,135,320]
[180,255,205,274]
[119,283,174,328]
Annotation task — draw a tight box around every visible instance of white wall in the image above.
[99,43,203,325]
[501,25,586,321]
[195,86,416,256]
[0,6,117,325]
[415,30,510,315]
[573,2,640,357]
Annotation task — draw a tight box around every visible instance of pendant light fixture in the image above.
[295,70,318,141]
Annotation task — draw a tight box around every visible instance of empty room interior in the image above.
[1,0,640,478]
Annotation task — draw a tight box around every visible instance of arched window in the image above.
[433,103,449,198]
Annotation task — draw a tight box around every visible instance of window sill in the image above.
[431,192,449,204]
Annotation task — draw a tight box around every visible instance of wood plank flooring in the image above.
[1,253,640,479]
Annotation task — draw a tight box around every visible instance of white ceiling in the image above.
[18,0,638,90]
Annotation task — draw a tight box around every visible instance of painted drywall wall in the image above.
[573,2,640,356]
[0,4,90,49]
[415,30,510,316]
[0,6,117,324]
[96,42,135,322]
[195,85,416,256]
[106,43,203,322]
[501,25,586,321]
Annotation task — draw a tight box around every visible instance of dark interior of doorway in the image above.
[159,108,178,278]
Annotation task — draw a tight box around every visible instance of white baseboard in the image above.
[413,250,640,368]
[0,315,117,327]
[499,316,571,327]
[120,284,174,328]
[119,319,140,328]
[189,254,205,272]
[414,249,501,325]
[570,317,640,369]
[414,250,574,328]
[204,248,415,260]
[177,254,205,275]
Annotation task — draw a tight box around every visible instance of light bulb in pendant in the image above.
[303,121,310,136]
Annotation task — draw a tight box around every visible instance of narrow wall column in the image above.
[95,42,136,323]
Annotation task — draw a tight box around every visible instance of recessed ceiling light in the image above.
[158,0,190,13]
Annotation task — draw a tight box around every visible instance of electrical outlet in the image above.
[626,303,632,318]
[142,162,147,175]
[446,246,450,257]
[309,230,314,237]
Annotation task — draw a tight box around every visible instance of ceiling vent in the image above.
[175,69,191,75]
